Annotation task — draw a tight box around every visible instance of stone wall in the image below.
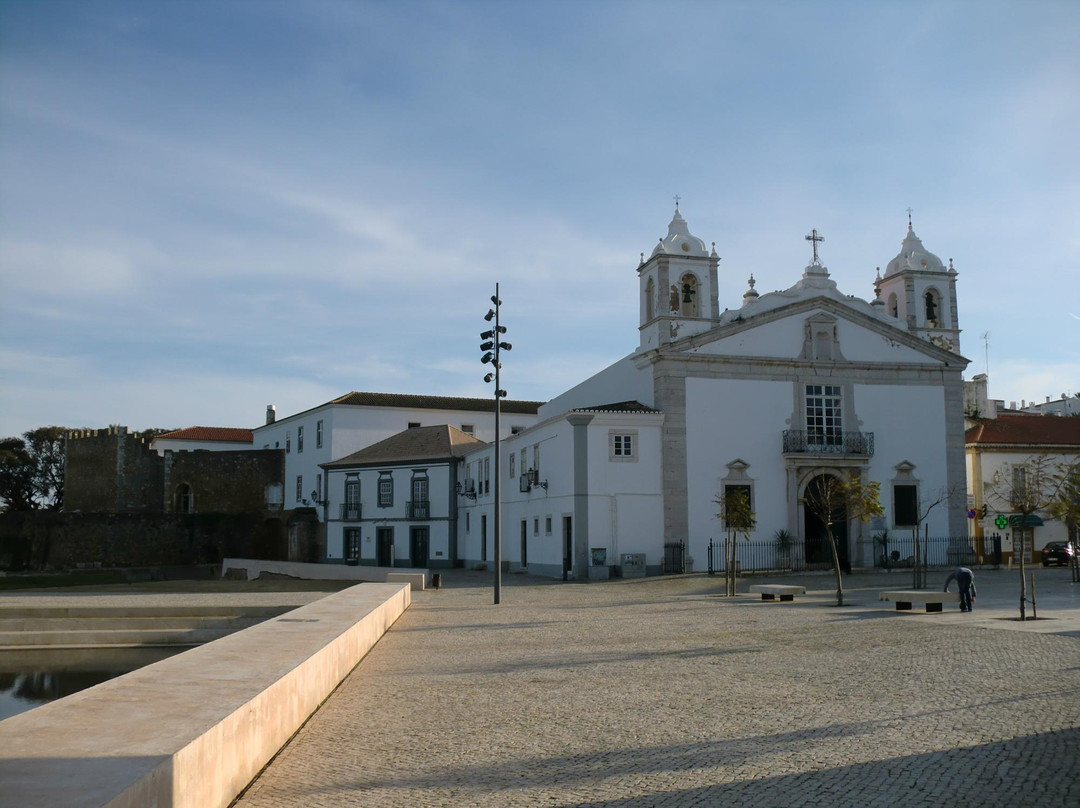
[0,511,292,571]
[65,427,163,513]
[165,450,285,514]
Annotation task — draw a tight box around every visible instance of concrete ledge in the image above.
[386,572,426,591]
[0,582,410,808]
[223,557,429,587]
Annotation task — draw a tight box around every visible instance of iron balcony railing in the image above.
[782,429,874,456]
[339,504,362,521]
[407,500,430,520]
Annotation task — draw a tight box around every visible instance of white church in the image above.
[267,207,969,579]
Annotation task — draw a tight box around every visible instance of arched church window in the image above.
[645,277,654,321]
[924,288,941,326]
[887,293,898,318]
[679,274,699,317]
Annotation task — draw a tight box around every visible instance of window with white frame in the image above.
[378,473,393,507]
[509,451,515,479]
[296,475,303,503]
[533,443,540,474]
[805,384,842,447]
[533,516,539,536]
[610,430,638,461]
[894,484,919,527]
[297,426,304,453]
[316,420,323,448]
[545,515,552,535]
[461,424,475,436]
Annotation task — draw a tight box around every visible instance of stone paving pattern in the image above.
[235,569,1080,807]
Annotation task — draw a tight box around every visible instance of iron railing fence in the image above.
[707,535,979,575]
[406,500,430,519]
[339,504,362,521]
[663,542,686,574]
[782,429,875,455]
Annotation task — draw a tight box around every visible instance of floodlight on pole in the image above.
[479,282,510,605]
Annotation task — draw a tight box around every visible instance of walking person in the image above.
[944,566,976,612]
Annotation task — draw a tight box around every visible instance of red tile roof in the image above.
[965,414,1080,448]
[322,425,486,468]
[155,427,254,443]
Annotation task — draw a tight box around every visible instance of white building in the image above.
[151,426,254,455]
[316,207,971,578]
[252,393,541,512]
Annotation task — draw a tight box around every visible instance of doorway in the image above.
[376,527,394,568]
[520,520,528,570]
[481,514,488,562]
[562,515,572,581]
[410,527,429,567]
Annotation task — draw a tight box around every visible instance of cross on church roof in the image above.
[805,228,824,264]
[906,207,914,228]
[673,194,681,209]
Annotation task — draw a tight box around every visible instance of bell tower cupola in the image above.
[637,203,720,351]
[874,212,961,353]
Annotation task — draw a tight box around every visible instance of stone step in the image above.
[0,615,266,632]
[0,604,289,619]
[0,626,240,648]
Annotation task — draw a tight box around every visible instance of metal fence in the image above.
[663,542,685,574]
[707,535,978,575]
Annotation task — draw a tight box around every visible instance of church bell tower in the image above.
[637,205,721,352]
[874,215,961,354]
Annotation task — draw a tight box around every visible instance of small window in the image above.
[316,420,324,448]
[286,432,291,453]
[177,483,194,514]
[483,457,490,495]
[315,473,322,502]
[610,430,639,462]
[408,422,421,429]
[297,426,304,453]
[266,482,283,511]
[296,475,303,503]
[466,512,471,532]
[510,452,516,479]
[894,484,918,527]
[461,424,475,435]
[533,443,540,474]
[511,426,524,435]
[545,516,552,535]
[345,479,360,507]
[378,474,393,507]
[533,516,540,536]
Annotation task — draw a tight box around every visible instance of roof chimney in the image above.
[266,404,276,425]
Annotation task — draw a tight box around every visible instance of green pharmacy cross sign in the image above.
[994,514,1009,530]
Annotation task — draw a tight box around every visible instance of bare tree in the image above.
[714,486,755,597]
[801,471,884,606]
[988,455,1066,620]
[909,484,964,589]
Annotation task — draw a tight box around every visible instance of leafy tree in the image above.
[988,455,1065,620]
[1048,460,1080,583]
[0,427,66,511]
[0,438,34,511]
[713,486,755,597]
[801,471,884,606]
[908,484,963,589]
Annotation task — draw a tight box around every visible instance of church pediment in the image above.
[671,299,964,367]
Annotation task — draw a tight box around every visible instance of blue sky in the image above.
[1,0,1077,438]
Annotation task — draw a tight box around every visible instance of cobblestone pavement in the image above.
[234,569,1080,808]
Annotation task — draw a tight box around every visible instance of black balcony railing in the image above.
[782,429,874,456]
[407,500,430,519]
[339,504,362,521]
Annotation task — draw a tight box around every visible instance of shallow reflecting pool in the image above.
[0,647,185,722]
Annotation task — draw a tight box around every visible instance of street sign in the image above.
[967,509,977,519]
[995,514,1008,529]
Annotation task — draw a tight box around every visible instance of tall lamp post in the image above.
[481,283,510,604]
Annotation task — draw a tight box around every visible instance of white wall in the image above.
[539,355,653,419]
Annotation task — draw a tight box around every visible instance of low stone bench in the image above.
[386,572,426,591]
[879,590,959,613]
[749,584,806,602]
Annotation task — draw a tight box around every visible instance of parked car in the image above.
[1041,541,1075,567]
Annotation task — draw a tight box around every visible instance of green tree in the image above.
[801,471,884,606]
[1048,460,1080,583]
[714,486,755,597]
[0,427,66,511]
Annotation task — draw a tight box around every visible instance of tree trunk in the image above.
[826,526,844,606]
[1019,527,1027,621]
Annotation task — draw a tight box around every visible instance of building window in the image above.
[344,528,361,562]
[645,276,655,321]
[266,483,283,511]
[297,426,304,453]
[316,473,322,502]
[509,452,515,479]
[511,426,524,435]
[461,424,475,436]
[483,457,490,495]
[466,512,471,532]
[378,473,393,507]
[679,273,699,317]
[176,484,193,514]
[888,292,898,318]
[286,432,291,453]
[894,484,919,527]
[545,516,552,535]
[806,385,842,447]
[345,479,360,511]
[610,431,638,461]
[533,443,541,474]
[316,420,324,449]
[924,288,941,326]
[520,449,526,478]
[296,475,303,503]
[533,516,540,536]
[408,422,421,429]
[411,473,429,518]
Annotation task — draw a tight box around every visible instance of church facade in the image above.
[318,207,969,579]
[450,208,970,577]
